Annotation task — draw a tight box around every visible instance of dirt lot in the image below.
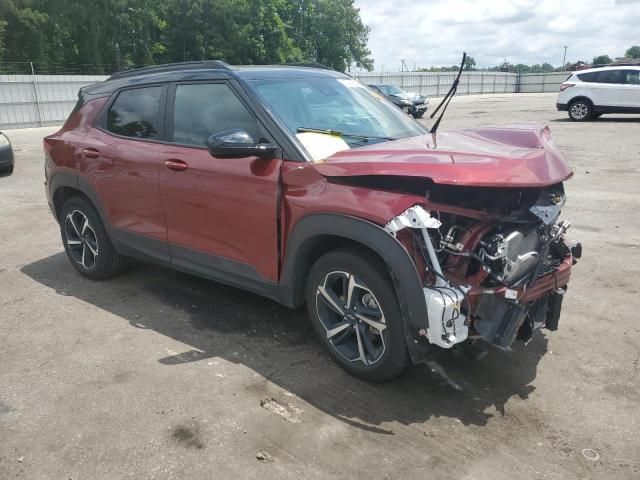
[1,93,639,479]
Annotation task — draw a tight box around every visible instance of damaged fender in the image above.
[385,206,470,349]
[278,212,434,364]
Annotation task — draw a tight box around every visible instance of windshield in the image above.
[379,85,404,96]
[248,77,425,158]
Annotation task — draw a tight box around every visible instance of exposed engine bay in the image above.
[385,183,581,351]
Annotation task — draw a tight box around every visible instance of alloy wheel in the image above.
[315,270,387,366]
[64,209,99,270]
[570,102,588,120]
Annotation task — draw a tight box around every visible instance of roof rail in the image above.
[588,62,640,69]
[283,62,334,71]
[106,60,231,81]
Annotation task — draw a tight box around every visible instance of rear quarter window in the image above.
[107,87,162,139]
[576,72,598,82]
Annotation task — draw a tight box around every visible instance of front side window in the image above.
[172,83,261,147]
[107,87,162,139]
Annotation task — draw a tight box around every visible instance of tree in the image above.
[282,0,373,71]
[0,0,372,73]
[592,54,612,65]
[0,18,6,61]
[463,56,476,70]
[625,45,640,59]
[0,0,49,66]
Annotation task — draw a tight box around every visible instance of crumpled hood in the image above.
[312,124,573,188]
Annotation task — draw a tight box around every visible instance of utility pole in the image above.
[562,46,568,70]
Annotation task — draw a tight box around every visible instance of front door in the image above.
[158,82,281,291]
[621,69,640,108]
[590,70,623,107]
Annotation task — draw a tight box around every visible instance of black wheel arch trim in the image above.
[49,171,111,229]
[279,213,431,364]
[568,96,593,106]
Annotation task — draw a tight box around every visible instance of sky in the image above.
[354,0,640,71]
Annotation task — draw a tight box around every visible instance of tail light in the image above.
[559,83,575,91]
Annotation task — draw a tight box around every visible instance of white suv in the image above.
[557,66,640,121]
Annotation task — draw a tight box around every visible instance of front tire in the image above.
[411,110,425,119]
[305,249,408,382]
[568,99,593,121]
[60,196,124,280]
[0,164,13,175]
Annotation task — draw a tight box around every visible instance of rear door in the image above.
[587,70,624,107]
[620,69,640,108]
[158,81,282,288]
[80,85,169,261]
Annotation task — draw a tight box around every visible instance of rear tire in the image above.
[568,99,593,121]
[60,196,125,280]
[305,248,408,382]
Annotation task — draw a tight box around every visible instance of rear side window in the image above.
[577,70,624,84]
[107,87,162,139]
[172,83,260,147]
[623,70,640,85]
[595,70,623,84]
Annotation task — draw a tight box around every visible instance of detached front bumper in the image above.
[467,256,573,348]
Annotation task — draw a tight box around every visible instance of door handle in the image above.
[81,148,100,159]
[164,159,189,172]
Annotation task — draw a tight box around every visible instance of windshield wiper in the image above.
[429,52,466,134]
[297,127,395,142]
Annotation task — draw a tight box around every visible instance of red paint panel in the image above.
[281,161,425,244]
[159,144,281,281]
[313,124,573,188]
[79,128,166,240]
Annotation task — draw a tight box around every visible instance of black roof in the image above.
[84,61,346,96]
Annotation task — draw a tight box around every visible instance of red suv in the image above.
[44,61,580,381]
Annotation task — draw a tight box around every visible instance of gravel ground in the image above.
[1,93,639,479]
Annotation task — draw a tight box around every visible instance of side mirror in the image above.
[207,129,277,158]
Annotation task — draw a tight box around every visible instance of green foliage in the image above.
[463,56,475,70]
[625,45,640,59]
[0,0,373,72]
[0,18,6,58]
[592,54,612,65]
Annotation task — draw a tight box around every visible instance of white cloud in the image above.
[354,0,640,70]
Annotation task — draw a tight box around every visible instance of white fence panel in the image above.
[0,74,108,129]
[0,71,571,129]
[519,72,571,93]
[353,71,520,96]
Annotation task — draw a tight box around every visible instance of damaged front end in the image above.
[385,183,581,352]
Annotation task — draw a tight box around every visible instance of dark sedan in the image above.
[368,84,429,118]
[0,131,14,175]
